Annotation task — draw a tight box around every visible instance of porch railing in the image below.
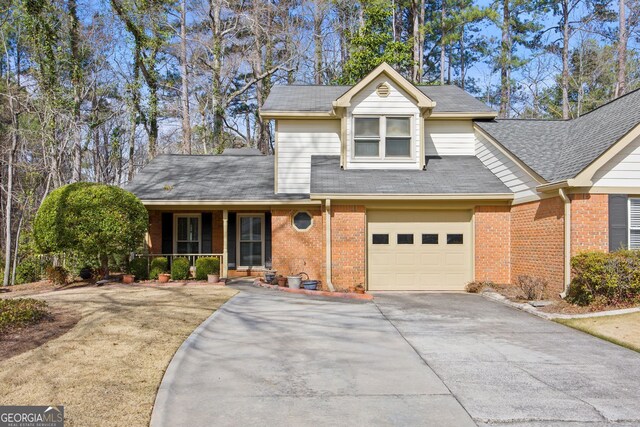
[133,253,224,277]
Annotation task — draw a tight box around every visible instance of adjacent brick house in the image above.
[126,63,640,296]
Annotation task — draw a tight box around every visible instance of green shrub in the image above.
[149,257,168,280]
[33,182,148,274]
[15,256,42,284]
[195,257,220,280]
[45,266,68,286]
[129,258,149,281]
[171,257,190,280]
[0,298,50,333]
[568,250,640,306]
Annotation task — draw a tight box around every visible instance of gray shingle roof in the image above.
[310,156,511,195]
[124,155,307,201]
[261,84,493,114]
[476,88,640,182]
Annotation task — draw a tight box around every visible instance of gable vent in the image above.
[376,83,390,97]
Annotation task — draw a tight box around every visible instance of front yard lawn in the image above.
[556,312,640,353]
[0,284,236,426]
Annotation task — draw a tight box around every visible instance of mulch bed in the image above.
[0,305,81,361]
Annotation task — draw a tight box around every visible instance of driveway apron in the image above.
[151,285,475,427]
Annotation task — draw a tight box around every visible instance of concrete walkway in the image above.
[152,286,640,426]
[151,285,474,427]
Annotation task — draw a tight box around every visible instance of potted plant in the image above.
[122,273,135,284]
[264,269,277,283]
[302,280,319,290]
[158,273,171,283]
[354,284,365,294]
[276,275,286,287]
[287,274,302,289]
[195,257,221,283]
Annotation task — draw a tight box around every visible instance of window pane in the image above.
[177,242,198,254]
[386,117,410,136]
[240,242,262,266]
[422,234,438,244]
[354,118,379,137]
[397,234,414,244]
[293,212,312,230]
[252,217,261,239]
[240,217,251,240]
[386,138,411,157]
[631,230,640,249]
[188,218,198,241]
[355,140,379,157]
[177,218,188,240]
[447,234,463,244]
[372,234,389,244]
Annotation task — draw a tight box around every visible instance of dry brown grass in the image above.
[557,312,640,353]
[0,283,236,426]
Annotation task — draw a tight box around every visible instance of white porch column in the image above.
[222,209,229,279]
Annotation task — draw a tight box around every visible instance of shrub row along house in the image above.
[126,63,640,295]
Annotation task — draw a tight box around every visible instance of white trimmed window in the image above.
[353,116,412,159]
[629,198,640,249]
[175,214,201,254]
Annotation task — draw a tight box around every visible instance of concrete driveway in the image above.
[151,286,640,427]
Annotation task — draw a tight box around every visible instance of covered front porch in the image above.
[142,209,273,278]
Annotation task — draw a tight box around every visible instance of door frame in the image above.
[236,213,266,269]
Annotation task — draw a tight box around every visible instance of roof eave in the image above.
[310,193,514,201]
[140,199,320,206]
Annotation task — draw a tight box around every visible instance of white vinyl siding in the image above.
[629,198,640,249]
[475,132,539,202]
[346,76,421,170]
[425,119,476,156]
[277,119,341,194]
[592,135,640,187]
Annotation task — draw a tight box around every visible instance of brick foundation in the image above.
[331,205,366,291]
[510,197,565,294]
[571,193,608,255]
[474,206,511,284]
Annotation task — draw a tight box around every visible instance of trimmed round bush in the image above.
[33,182,148,275]
[149,257,168,280]
[129,258,149,281]
[195,257,220,280]
[171,257,190,280]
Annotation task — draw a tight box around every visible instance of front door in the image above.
[238,215,264,267]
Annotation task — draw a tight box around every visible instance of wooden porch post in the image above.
[222,209,228,279]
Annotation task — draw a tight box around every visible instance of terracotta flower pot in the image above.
[122,274,135,284]
[277,277,286,287]
[158,273,170,283]
[207,274,220,283]
[354,285,365,294]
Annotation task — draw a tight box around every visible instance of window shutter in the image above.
[228,213,236,269]
[201,213,212,254]
[265,212,272,268]
[161,213,173,254]
[629,198,640,249]
[608,194,628,251]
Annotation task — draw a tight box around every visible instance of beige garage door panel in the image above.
[368,210,472,291]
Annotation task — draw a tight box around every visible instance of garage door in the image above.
[367,210,472,291]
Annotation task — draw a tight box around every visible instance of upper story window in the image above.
[353,116,412,159]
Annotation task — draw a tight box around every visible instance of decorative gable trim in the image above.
[332,63,436,111]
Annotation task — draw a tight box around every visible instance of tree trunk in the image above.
[460,26,465,90]
[561,0,570,119]
[70,0,83,181]
[209,0,224,150]
[499,0,511,118]
[180,0,191,153]
[440,1,446,85]
[3,104,18,287]
[10,215,23,285]
[412,0,420,83]
[616,0,627,97]
[314,4,323,85]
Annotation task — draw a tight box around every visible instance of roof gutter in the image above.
[536,179,585,193]
[310,193,514,201]
[558,188,572,299]
[140,199,321,206]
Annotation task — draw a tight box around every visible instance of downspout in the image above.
[558,188,571,298]
[325,199,335,292]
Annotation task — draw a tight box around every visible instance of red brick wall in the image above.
[474,206,511,284]
[147,210,162,254]
[511,197,565,294]
[331,205,366,291]
[271,208,325,285]
[571,193,608,255]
